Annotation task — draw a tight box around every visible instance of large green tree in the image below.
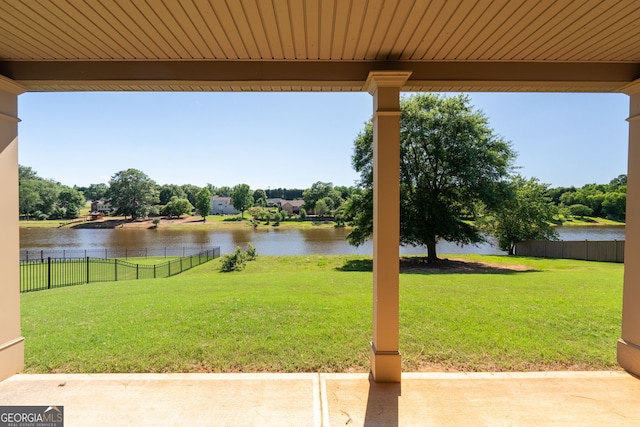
[162,196,194,218]
[57,187,86,219]
[79,183,108,201]
[302,181,342,215]
[158,184,187,205]
[231,184,253,219]
[347,93,514,261]
[253,189,268,207]
[180,184,202,207]
[195,187,212,222]
[482,175,558,255]
[108,168,159,220]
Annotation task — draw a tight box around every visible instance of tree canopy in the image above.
[347,93,515,260]
[158,184,187,205]
[231,184,253,218]
[77,183,108,201]
[195,188,212,221]
[108,168,159,220]
[162,196,194,218]
[302,181,343,215]
[57,187,86,219]
[481,175,558,255]
[18,165,85,220]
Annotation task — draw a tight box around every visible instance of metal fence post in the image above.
[47,257,51,289]
[136,264,139,280]
[115,259,118,281]
[86,257,90,284]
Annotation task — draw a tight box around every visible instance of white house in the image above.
[90,198,112,213]
[211,196,240,215]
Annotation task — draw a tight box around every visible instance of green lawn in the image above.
[20,254,623,373]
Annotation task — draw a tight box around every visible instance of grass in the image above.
[559,216,625,226]
[20,254,623,373]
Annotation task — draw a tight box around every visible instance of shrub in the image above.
[220,247,247,272]
[246,243,257,261]
[568,204,593,218]
[220,245,258,272]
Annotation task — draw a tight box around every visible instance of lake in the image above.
[19,225,626,257]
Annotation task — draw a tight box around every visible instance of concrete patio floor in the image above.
[1,371,640,426]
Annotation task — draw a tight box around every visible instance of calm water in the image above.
[19,226,626,256]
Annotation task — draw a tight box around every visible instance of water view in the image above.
[20,226,625,257]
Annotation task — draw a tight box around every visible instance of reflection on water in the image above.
[20,225,625,256]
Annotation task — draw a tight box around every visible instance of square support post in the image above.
[0,75,25,380]
[366,71,411,383]
[618,81,640,375]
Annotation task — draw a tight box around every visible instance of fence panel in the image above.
[20,247,220,293]
[515,240,624,263]
[20,246,212,262]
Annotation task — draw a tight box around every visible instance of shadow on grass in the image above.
[339,259,374,272]
[338,257,539,275]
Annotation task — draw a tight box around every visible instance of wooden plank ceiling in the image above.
[0,0,639,92]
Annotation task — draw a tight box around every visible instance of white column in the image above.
[365,71,411,383]
[0,76,25,380]
[618,80,640,375]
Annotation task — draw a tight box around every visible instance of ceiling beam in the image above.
[1,60,639,92]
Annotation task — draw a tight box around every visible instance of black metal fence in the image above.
[20,247,221,293]
[20,246,213,262]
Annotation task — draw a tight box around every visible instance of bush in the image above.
[220,247,247,272]
[568,204,593,218]
[246,243,257,261]
[220,245,258,272]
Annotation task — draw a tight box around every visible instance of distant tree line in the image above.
[18,165,355,223]
[19,166,85,220]
[18,93,627,261]
[547,175,627,221]
[18,161,627,232]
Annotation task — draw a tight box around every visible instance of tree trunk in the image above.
[426,241,438,261]
[508,244,515,256]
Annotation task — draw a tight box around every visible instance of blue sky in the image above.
[17,91,629,190]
